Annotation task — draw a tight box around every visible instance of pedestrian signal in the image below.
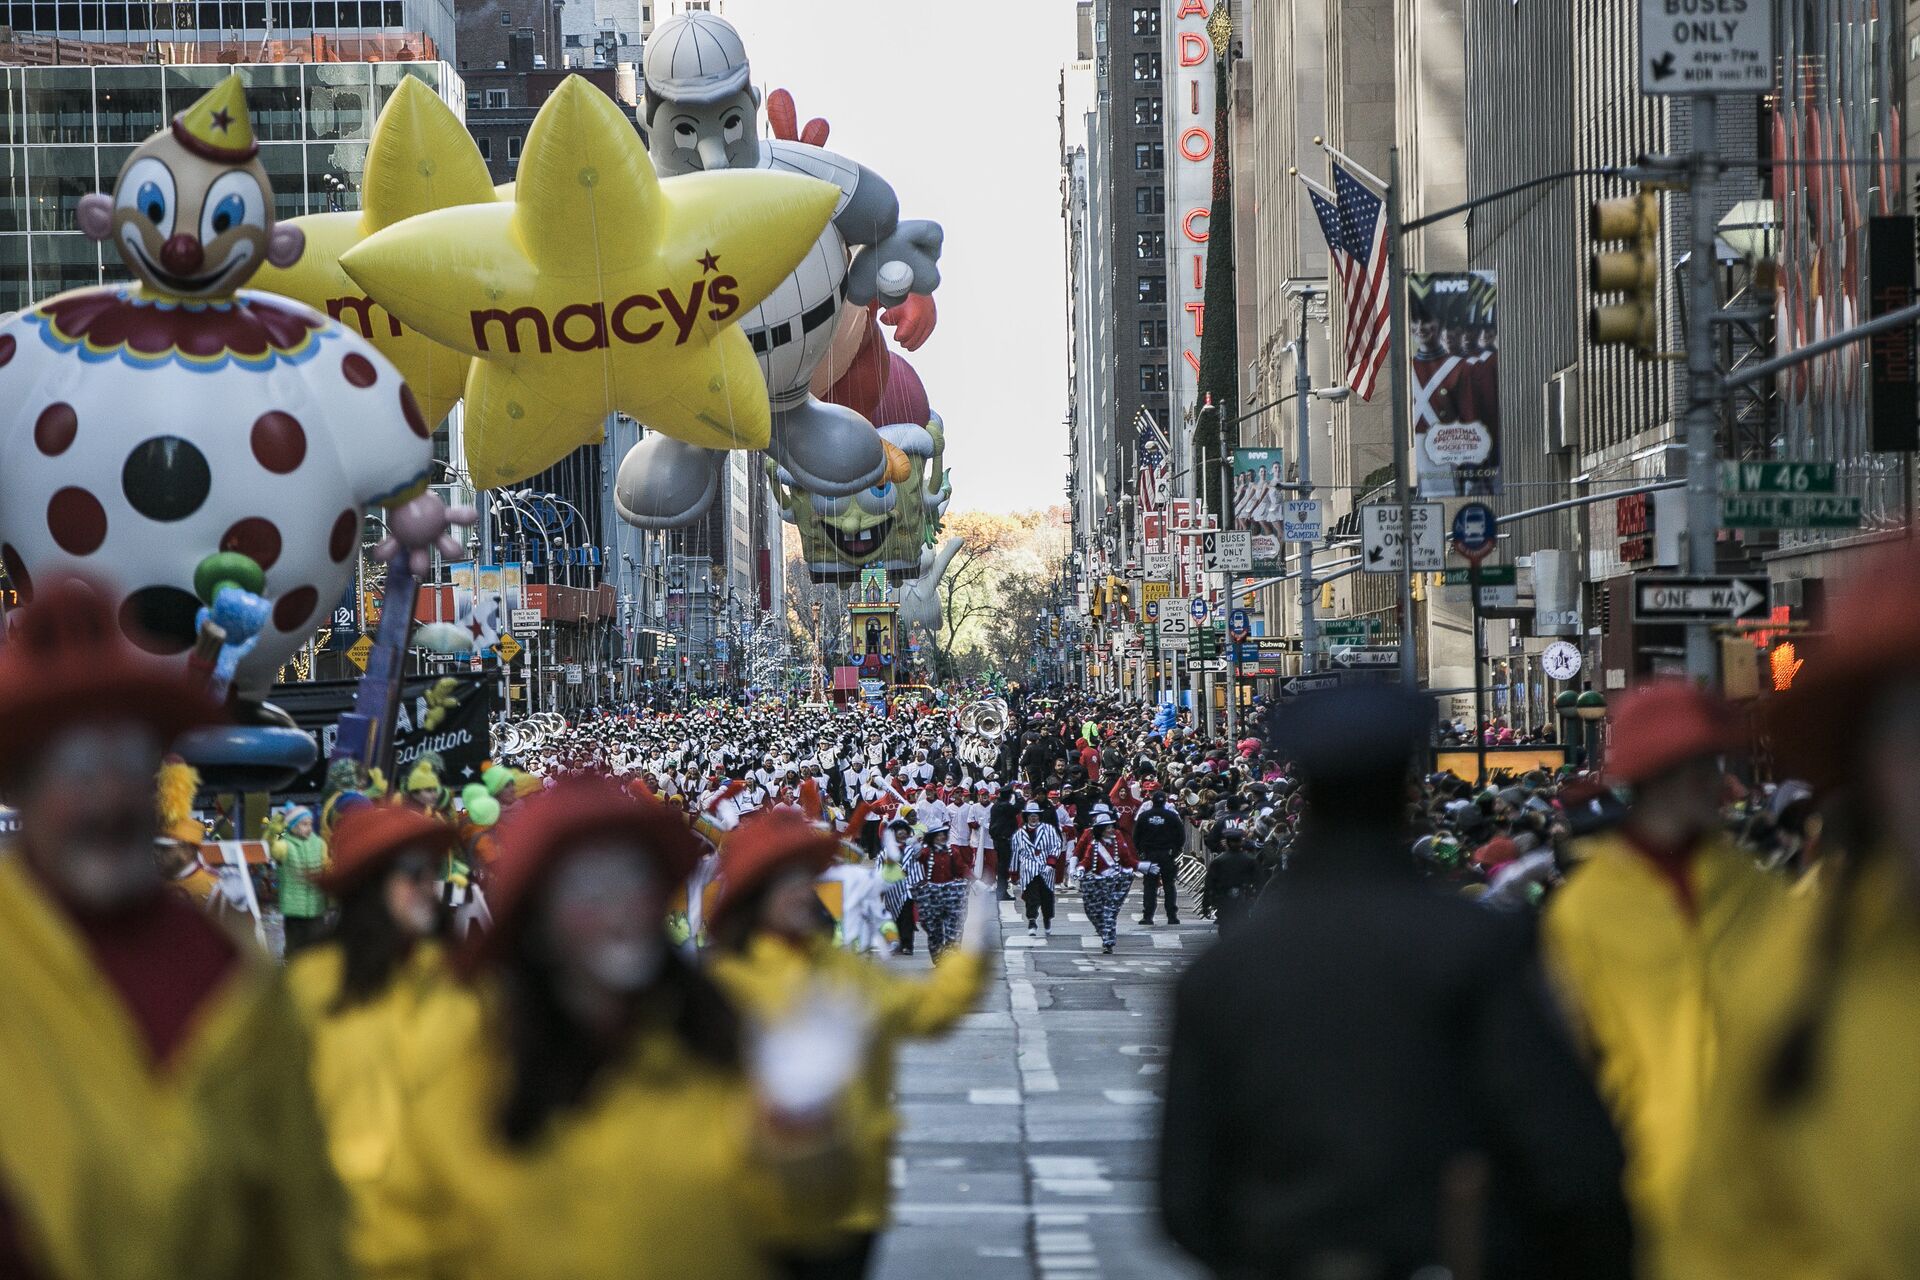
[1770,641,1803,691]
[1589,187,1661,353]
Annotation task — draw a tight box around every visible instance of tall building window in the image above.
[1139,317,1167,349]
[1140,364,1169,393]
[1133,96,1160,128]
[497,9,509,22]
[1136,230,1164,260]
[477,136,492,160]
[508,135,522,162]
[1133,52,1159,81]
[485,88,508,108]
[1134,141,1163,171]
[1138,275,1166,304]
[1135,185,1164,215]
[1132,6,1158,36]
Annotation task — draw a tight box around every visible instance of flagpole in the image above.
[1320,138,1389,194]
[1290,167,1336,202]
[1386,144,1418,691]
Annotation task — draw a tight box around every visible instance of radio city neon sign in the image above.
[1172,0,1213,377]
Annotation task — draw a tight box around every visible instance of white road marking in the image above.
[1102,1089,1156,1106]
[894,1203,1141,1216]
[1036,1230,1094,1252]
[1028,1156,1113,1195]
[1010,980,1040,1013]
[1019,1028,1060,1093]
[968,1088,1021,1106]
[1151,932,1184,949]
[1138,1063,1164,1075]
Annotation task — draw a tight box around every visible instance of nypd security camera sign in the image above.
[1639,0,1773,95]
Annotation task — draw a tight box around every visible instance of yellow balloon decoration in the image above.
[340,77,841,491]
[253,76,494,428]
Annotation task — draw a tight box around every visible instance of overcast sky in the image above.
[721,0,1080,515]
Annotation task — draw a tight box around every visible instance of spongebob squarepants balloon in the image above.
[769,354,952,583]
[254,75,496,429]
[0,75,432,703]
[338,75,842,491]
[612,10,946,529]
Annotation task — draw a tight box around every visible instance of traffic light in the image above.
[1589,187,1661,353]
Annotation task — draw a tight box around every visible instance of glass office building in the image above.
[0,59,462,313]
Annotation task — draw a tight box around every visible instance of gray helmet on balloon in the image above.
[643,10,752,104]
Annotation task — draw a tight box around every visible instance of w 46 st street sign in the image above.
[1632,575,1769,623]
[1717,460,1863,529]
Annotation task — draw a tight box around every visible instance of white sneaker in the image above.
[1044,926,1052,938]
[1028,924,1039,938]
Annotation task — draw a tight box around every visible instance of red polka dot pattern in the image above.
[0,334,15,367]
[47,487,107,556]
[330,509,358,562]
[33,402,76,456]
[400,384,430,438]
[1,543,31,602]
[273,585,319,632]
[220,517,283,571]
[342,353,377,388]
[251,411,307,473]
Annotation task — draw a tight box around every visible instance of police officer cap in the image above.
[1265,684,1433,781]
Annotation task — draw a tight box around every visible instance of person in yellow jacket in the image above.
[707,810,994,1280]
[1672,550,1920,1280]
[284,801,467,1275]
[377,777,867,1280]
[0,575,347,1280]
[1541,679,1788,1275]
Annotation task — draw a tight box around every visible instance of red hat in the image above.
[315,802,457,897]
[0,576,222,786]
[1768,545,1920,786]
[1605,679,1742,786]
[1472,834,1520,871]
[709,811,841,932]
[459,776,703,975]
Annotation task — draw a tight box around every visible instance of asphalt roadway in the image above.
[871,885,1212,1280]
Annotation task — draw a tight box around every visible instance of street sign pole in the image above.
[1295,289,1320,673]
[1471,560,1488,784]
[1684,92,1722,685]
[1223,570,1237,742]
[1386,145,1419,689]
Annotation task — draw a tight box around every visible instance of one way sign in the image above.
[1631,574,1769,623]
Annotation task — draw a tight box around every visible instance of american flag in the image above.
[1308,162,1392,400]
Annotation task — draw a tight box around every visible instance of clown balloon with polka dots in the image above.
[0,74,440,704]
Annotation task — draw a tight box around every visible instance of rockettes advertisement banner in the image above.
[1407,271,1501,497]
[1231,448,1286,574]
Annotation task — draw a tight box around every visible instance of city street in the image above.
[874,891,1209,1280]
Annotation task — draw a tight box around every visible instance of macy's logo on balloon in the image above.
[469,276,741,355]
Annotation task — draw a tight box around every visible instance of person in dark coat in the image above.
[1198,828,1260,932]
[1160,684,1634,1280]
[987,788,1020,901]
[1132,788,1185,925]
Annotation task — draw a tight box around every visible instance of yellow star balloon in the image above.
[341,76,840,490]
[253,75,494,427]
